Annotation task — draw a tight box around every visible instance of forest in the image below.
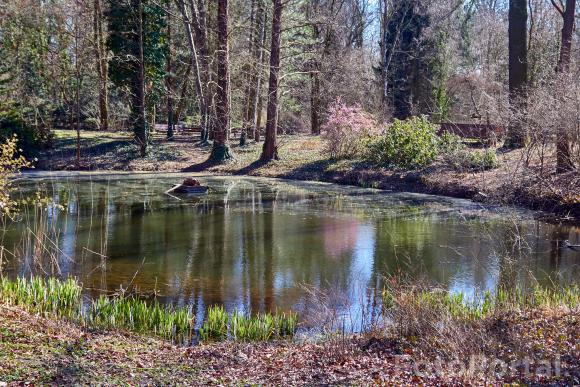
[0,0,578,172]
[0,0,580,385]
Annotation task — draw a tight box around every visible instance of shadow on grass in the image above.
[283,159,340,179]
[51,139,130,158]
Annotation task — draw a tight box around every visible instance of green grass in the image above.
[0,276,297,343]
[88,295,193,340]
[200,305,297,342]
[0,276,194,341]
[0,277,82,319]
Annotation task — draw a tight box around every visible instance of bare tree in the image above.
[166,3,175,139]
[506,0,528,148]
[260,0,283,161]
[242,0,267,145]
[552,0,576,172]
[210,0,233,161]
[93,0,108,131]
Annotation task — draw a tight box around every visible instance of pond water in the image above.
[3,173,580,327]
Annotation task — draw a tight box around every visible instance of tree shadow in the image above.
[234,159,269,175]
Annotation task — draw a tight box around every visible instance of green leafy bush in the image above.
[365,116,440,169]
[444,147,499,171]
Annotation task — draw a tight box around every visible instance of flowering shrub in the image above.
[365,116,440,169]
[322,101,378,159]
[0,136,33,216]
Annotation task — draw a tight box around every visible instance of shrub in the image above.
[0,135,33,216]
[0,106,52,156]
[365,116,440,169]
[321,100,378,159]
[444,147,500,171]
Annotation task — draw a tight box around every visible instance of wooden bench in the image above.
[438,122,505,146]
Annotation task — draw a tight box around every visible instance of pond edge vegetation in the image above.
[1,275,578,348]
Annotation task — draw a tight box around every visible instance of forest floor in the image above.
[1,304,579,385]
[39,130,580,219]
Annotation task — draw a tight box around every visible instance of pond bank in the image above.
[1,304,578,385]
[37,131,579,221]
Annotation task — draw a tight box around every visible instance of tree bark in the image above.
[555,0,576,172]
[210,0,232,161]
[506,0,528,148]
[309,0,321,135]
[176,0,209,144]
[242,0,266,146]
[260,0,282,162]
[93,0,108,131]
[166,5,175,139]
[134,0,147,157]
[254,9,268,142]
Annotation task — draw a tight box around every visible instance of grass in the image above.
[0,277,82,318]
[88,295,193,341]
[199,305,297,342]
[0,276,297,343]
[0,276,194,342]
[383,284,580,321]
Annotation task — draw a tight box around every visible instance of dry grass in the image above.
[1,303,578,385]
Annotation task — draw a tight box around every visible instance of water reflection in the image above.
[3,174,580,326]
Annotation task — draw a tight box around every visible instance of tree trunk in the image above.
[176,0,210,144]
[173,64,192,124]
[210,0,232,161]
[555,0,576,172]
[254,9,268,142]
[309,1,321,135]
[93,0,108,131]
[191,0,212,144]
[260,0,282,162]
[166,5,175,139]
[506,0,528,148]
[240,0,256,146]
[134,0,147,157]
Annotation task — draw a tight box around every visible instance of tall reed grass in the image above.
[382,284,580,320]
[0,276,194,341]
[199,305,297,342]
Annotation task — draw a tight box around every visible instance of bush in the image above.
[0,135,33,216]
[365,116,440,169]
[321,100,378,159]
[441,136,500,171]
[464,149,499,170]
[0,106,52,156]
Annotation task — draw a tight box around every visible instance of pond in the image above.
[2,173,579,328]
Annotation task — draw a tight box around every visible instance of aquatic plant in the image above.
[0,276,194,341]
[200,306,297,342]
[382,284,580,320]
[88,295,194,340]
[198,305,228,341]
[0,276,82,318]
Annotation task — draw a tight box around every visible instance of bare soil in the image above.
[38,130,580,219]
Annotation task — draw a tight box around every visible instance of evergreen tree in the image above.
[106,0,167,156]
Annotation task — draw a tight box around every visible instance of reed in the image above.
[383,284,580,320]
[198,305,228,341]
[0,276,194,341]
[0,276,82,318]
[88,295,194,340]
[200,306,298,342]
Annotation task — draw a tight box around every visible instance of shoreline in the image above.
[34,132,579,222]
[1,302,578,385]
